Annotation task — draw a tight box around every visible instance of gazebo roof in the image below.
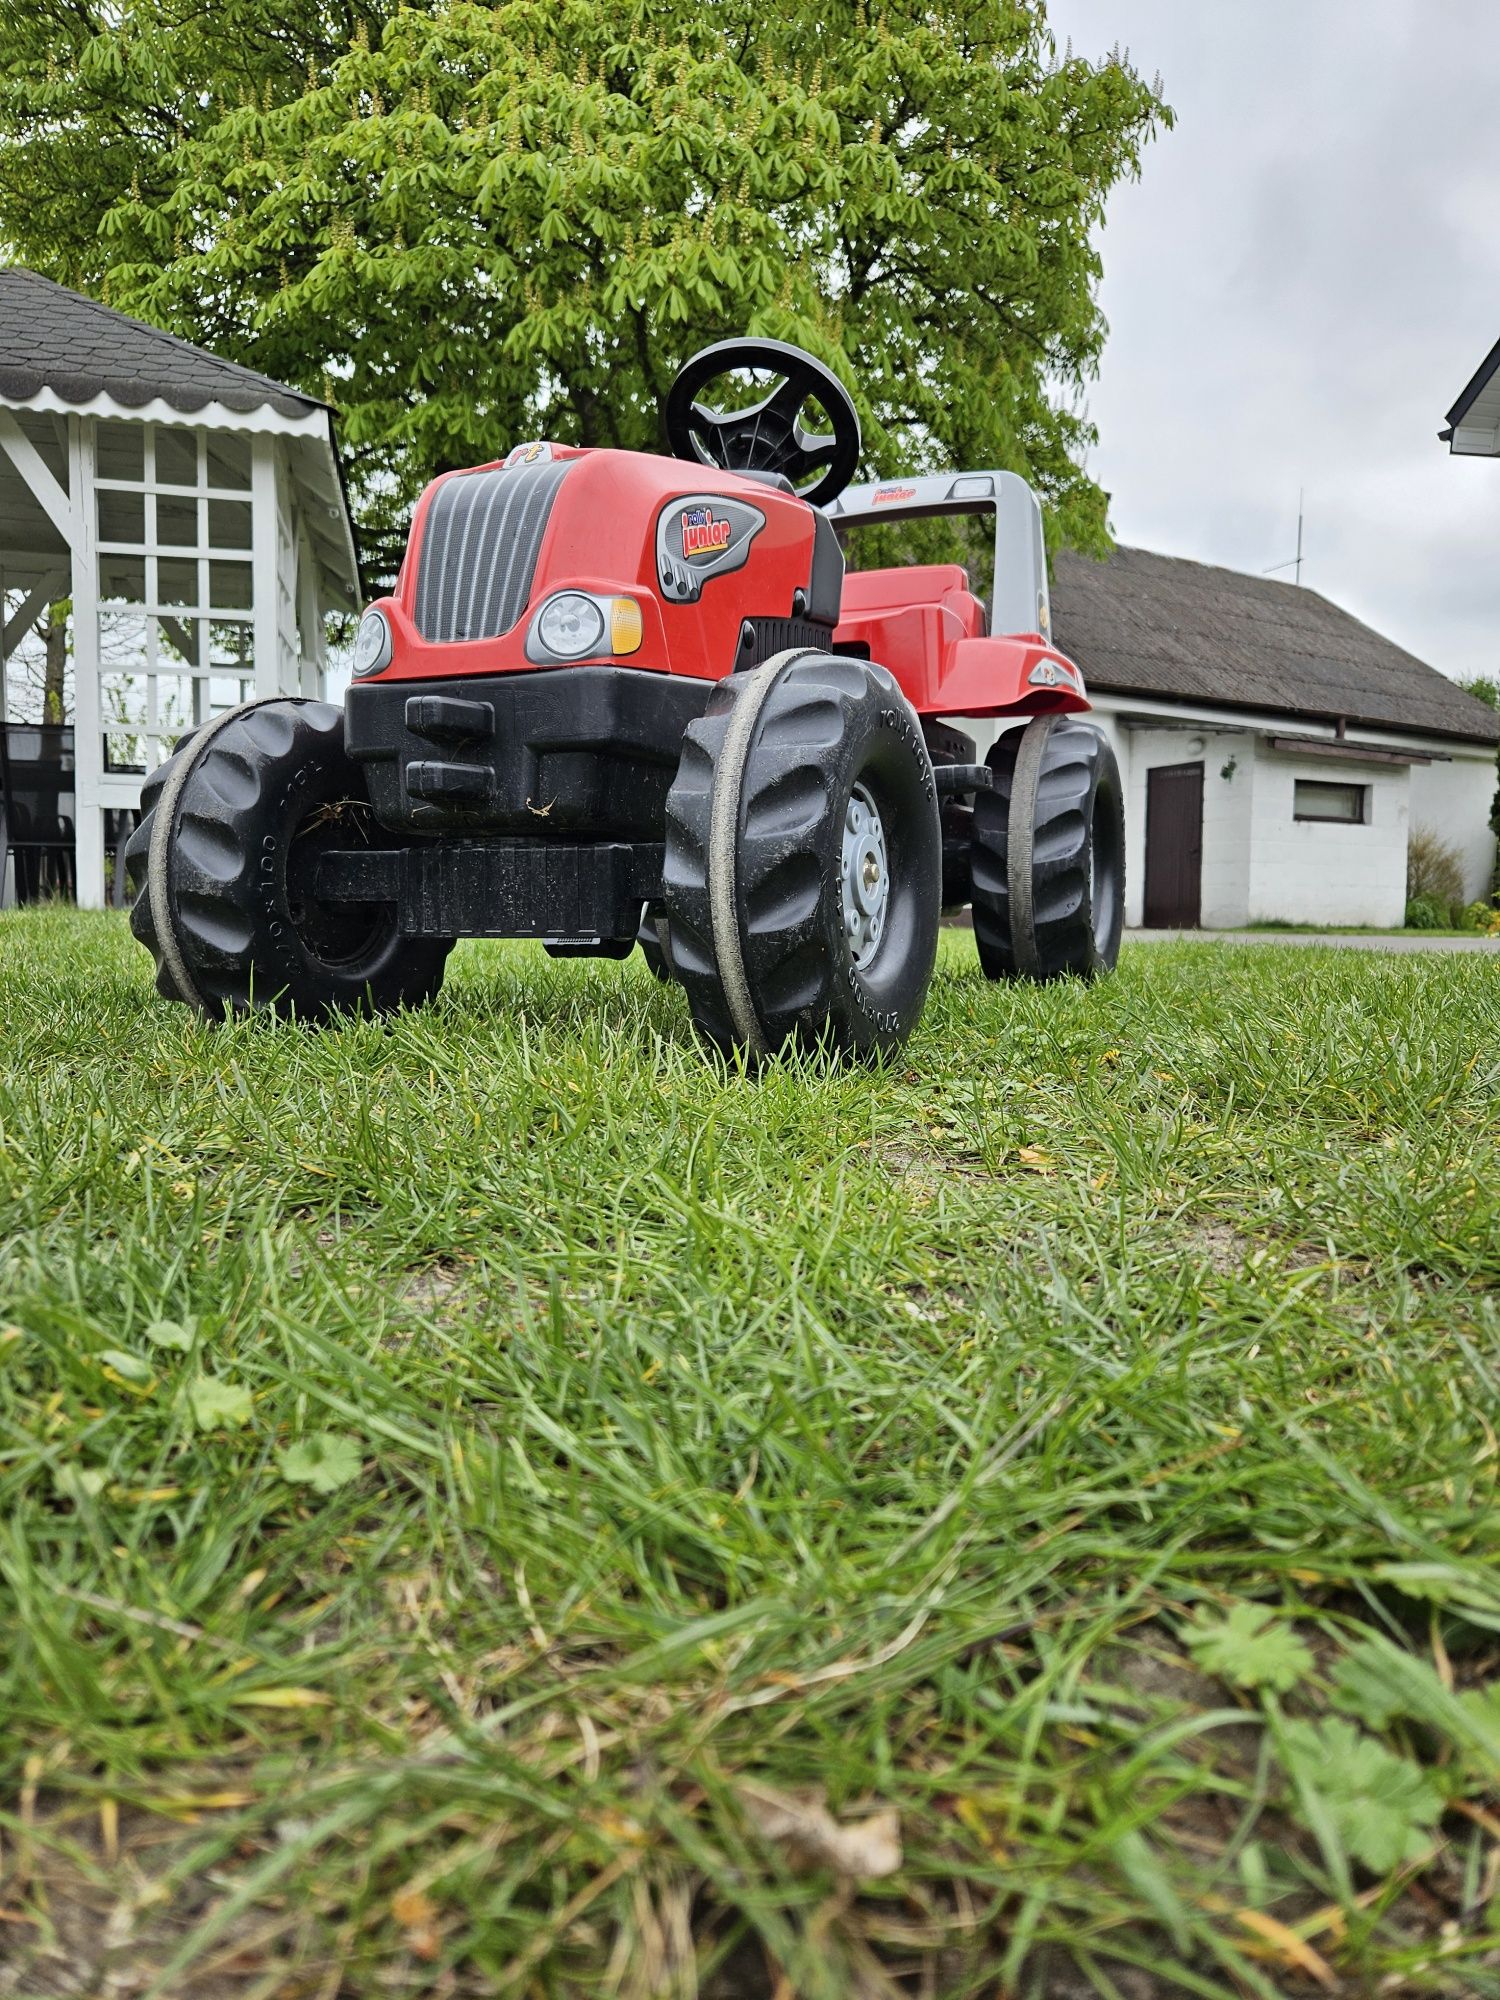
[0,267,319,422]
[0,267,360,610]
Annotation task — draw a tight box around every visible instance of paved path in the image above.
[1126,929,1499,955]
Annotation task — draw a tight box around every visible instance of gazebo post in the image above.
[68,415,106,908]
[251,434,282,700]
[297,524,326,700]
[0,407,106,905]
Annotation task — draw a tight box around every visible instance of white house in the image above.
[1042,545,1498,929]
[0,267,359,907]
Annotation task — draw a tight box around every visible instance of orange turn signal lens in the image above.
[609,597,643,656]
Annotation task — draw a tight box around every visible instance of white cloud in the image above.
[1046,0,1500,682]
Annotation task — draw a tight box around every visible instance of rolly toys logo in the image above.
[680,505,733,559]
[656,493,764,603]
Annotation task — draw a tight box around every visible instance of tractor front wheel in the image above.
[970,714,1125,981]
[127,698,452,1020]
[663,649,941,1058]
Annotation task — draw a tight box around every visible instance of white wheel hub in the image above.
[841,783,890,967]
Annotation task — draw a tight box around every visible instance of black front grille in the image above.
[740,616,836,669]
[412,461,570,644]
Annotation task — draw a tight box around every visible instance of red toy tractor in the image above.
[129,339,1124,1057]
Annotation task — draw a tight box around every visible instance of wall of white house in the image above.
[1114,721,1254,928]
[1245,750,1410,927]
[955,707,1254,928]
[1409,751,1497,902]
[961,694,1496,928]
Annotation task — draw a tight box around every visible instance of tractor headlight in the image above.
[352,608,392,678]
[525,591,643,665]
[535,592,607,661]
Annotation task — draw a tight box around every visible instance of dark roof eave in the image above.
[1087,679,1500,749]
[0,365,317,421]
[1050,543,1500,747]
[1444,329,1500,429]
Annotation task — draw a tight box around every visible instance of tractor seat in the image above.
[734,470,798,495]
[838,563,988,637]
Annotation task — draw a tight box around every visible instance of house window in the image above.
[1293,779,1368,823]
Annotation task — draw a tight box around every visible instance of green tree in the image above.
[0,1,1169,571]
[0,0,390,290]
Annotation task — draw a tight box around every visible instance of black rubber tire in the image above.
[128,698,452,1021]
[970,714,1125,981]
[663,649,941,1058]
[124,739,199,1002]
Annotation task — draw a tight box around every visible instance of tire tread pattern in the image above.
[129,700,451,1020]
[971,716,1124,981]
[664,651,938,1055]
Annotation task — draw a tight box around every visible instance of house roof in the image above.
[0,266,320,420]
[1049,544,1500,747]
[1439,332,1500,455]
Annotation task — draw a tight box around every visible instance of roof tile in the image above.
[0,266,319,420]
[1051,545,1500,746]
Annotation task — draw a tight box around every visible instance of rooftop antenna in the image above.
[1263,490,1305,584]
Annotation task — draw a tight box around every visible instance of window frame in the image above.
[1292,778,1371,825]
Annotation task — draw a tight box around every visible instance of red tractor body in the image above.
[363,441,1091,722]
[131,339,1124,1057]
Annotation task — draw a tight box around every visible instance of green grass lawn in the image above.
[2,911,1498,1998]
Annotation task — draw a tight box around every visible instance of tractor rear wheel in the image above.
[970,714,1125,981]
[663,649,941,1058]
[127,697,452,1020]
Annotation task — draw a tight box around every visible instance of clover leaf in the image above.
[187,1374,254,1431]
[1184,1601,1312,1692]
[1280,1716,1442,1873]
[278,1433,362,1494]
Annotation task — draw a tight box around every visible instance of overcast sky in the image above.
[1045,0,1500,685]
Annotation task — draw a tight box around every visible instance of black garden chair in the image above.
[0,723,137,908]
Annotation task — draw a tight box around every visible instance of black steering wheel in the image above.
[664,337,861,508]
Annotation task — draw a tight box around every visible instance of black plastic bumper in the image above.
[317,837,662,941]
[345,665,715,840]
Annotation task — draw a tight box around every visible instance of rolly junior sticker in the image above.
[655,494,765,605]
[680,505,733,558]
[503,440,555,467]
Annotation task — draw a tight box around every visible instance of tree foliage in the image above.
[0,0,1169,565]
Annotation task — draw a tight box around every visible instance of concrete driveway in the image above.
[1127,929,1499,955]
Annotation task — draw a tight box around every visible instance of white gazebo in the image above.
[0,267,360,905]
